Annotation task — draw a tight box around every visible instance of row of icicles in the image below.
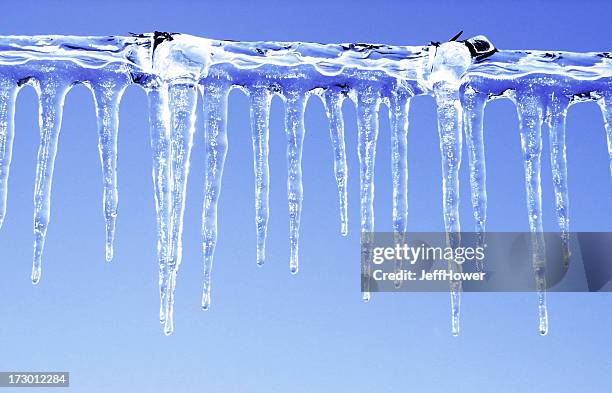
[1,72,611,335]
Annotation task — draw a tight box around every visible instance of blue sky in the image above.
[0,1,611,392]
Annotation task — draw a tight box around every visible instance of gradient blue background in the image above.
[0,1,611,392]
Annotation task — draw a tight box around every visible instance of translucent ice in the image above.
[0,76,16,230]
[323,89,349,236]
[91,76,129,262]
[284,87,307,275]
[201,79,230,310]
[1,33,611,335]
[249,86,272,265]
[32,77,69,284]
[432,42,471,336]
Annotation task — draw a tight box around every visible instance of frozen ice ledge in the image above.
[0,32,610,335]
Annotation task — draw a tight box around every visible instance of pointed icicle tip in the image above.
[201,292,211,311]
[105,243,114,262]
[31,269,41,285]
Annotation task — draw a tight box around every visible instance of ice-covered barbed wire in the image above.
[0,32,611,335]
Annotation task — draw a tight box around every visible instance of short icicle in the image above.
[0,76,16,230]
[92,79,127,262]
[201,80,230,310]
[146,83,172,325]
[598,93,612,181]
[323,88,349,236]
[355,85,381,302]
[546,92,570,265]
[284,87,307,274]
[515,90,548,336]
[461,86,487,270]
[249,86,272,266]
[164,81,198,335]
[32,77,70,284]
[434,84,464,336]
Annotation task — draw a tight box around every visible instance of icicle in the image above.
[598,93,612,180]
[323,89,349,236]
[92,79,126,262]
[32,78,70,284]
[146,84,172,325]
[201,80,230,310]
[461,87,487,270]
[389,89,410,235]
[515,90,548,336]
[388,89,410,288]
[163,81,198,335]
[249,87,271,265]
[546,93,570,265]
[284,87,307,274]
[429,41,471,334]
[355,86,381,302]
[0,77,16,230]
[434,85,464,336]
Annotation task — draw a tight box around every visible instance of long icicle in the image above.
[249,87,272,265]
[0,77,16,230]
[515,90,548,335]
[284,87,307,274]
[461,87,487,271]
[92,79,126,262]
[355,86,380,302]
[201,80,230,310]
[390,89,410,234]
[389,89,410,288]
[598,93,612,180]
[323,89,349,236]
[434,84,464,336]
[164,81,198,335]
[546,93,570,265]
[147,84,172,325]
[32,78,70,284]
